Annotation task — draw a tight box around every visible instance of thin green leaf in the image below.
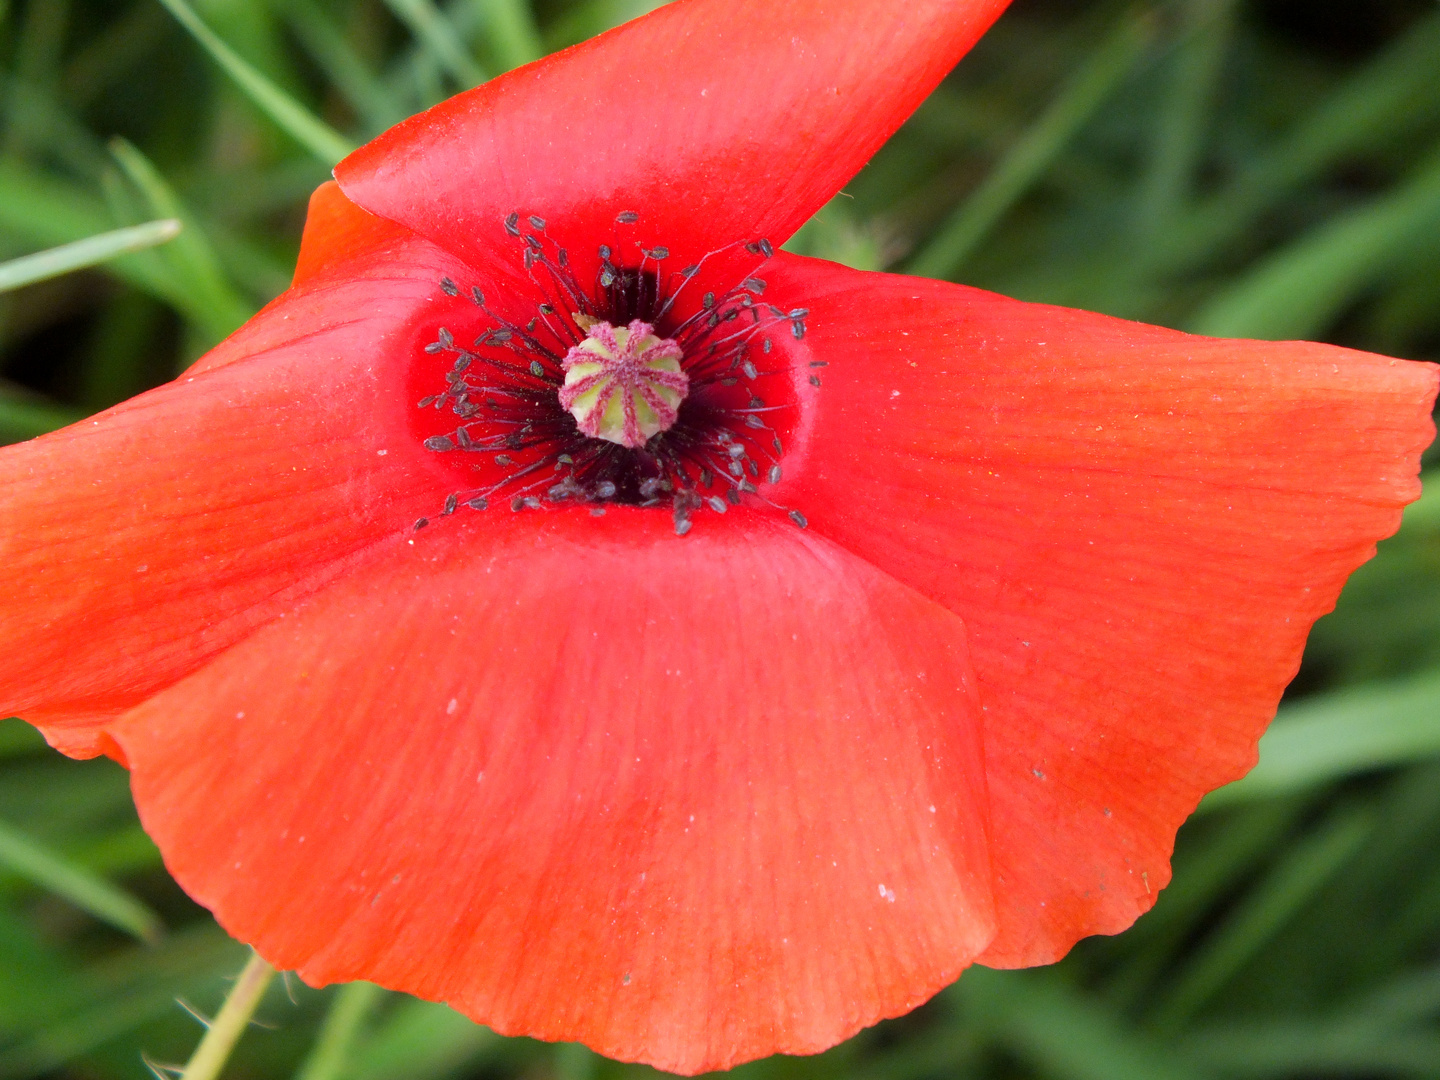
[1204,668,1440,809]
[294,982,388,1080]
[1152,10,1440,276]
[0,718,46,759]
[470,0,544,70]
[351,1000,497,1080]
[282,0,408,132]
[2,0,68,159]
[907,9,1155,280]
[0,219,180,293]
[0,926,245,1073]
[109,138,255,342]
[958,968,1211,1080]
[1152,807,1374,1028]
[0,392,84,442]
[152,0,356,166]
[1134,0,1238,236]
[0,817,163,944]
[1188,144,1440,339]
[384,0,487,87]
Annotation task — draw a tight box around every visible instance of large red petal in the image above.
[289,180,413,290]
[0,220,474,753]
[335,0,1009,274]
[761,254,1438,967]
[112,509,994,1074]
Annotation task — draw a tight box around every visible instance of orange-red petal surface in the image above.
[0,220,469,752]
[290,180,414,290]
[335,0,1009,271]
[113,509,994,1074]
[762,254,1439,967]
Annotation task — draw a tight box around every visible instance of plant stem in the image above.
[180,950,276,1080]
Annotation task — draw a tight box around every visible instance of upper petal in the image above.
[113,508,994,1074]
[0,210,473,752]
[334,0,1009,272]
[764,254,1438,967]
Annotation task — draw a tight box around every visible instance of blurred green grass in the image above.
[2,0,1439,1077]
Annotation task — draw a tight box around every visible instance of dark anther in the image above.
[528,215,546,230]
[788,510,808,528]
[414,517,430,530]
[504,212,521,236]
[743,277,766,292]
[440,277,459,296]
[759,239,774,258]
[616,211,639,224]
[425,435,455,452]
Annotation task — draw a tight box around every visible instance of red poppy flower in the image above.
[1,0,1436,1073]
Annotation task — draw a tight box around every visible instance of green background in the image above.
[2,0,1440,1077]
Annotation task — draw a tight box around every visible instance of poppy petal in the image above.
[0,228,471,751]
[334,0,1009,273]
[112,509,994,1074]
[763,254,1439,967]
[290,180,414,290]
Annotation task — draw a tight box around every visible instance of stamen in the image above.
[412,212,813,532]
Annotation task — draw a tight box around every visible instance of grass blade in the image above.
[0,817,163,944]
[109,138,256,342]
[1188,144,1440,339]
[351,1000,497,1080]
[1204,668,1440,809]
[1134,0,1237,236]
[470,0,544,70]
[383,0,487,87]
[1152,807,1373,1028]
[283,0,408,133]
[0,219,180,293]
[293,982,388,1080]
[958,968,1210,1080]
[152,0,357,166]
[907,9,1155,280]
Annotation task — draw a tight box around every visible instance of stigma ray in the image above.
[414,212,815,534]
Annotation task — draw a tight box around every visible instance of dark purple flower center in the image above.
[412,212,812,536]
